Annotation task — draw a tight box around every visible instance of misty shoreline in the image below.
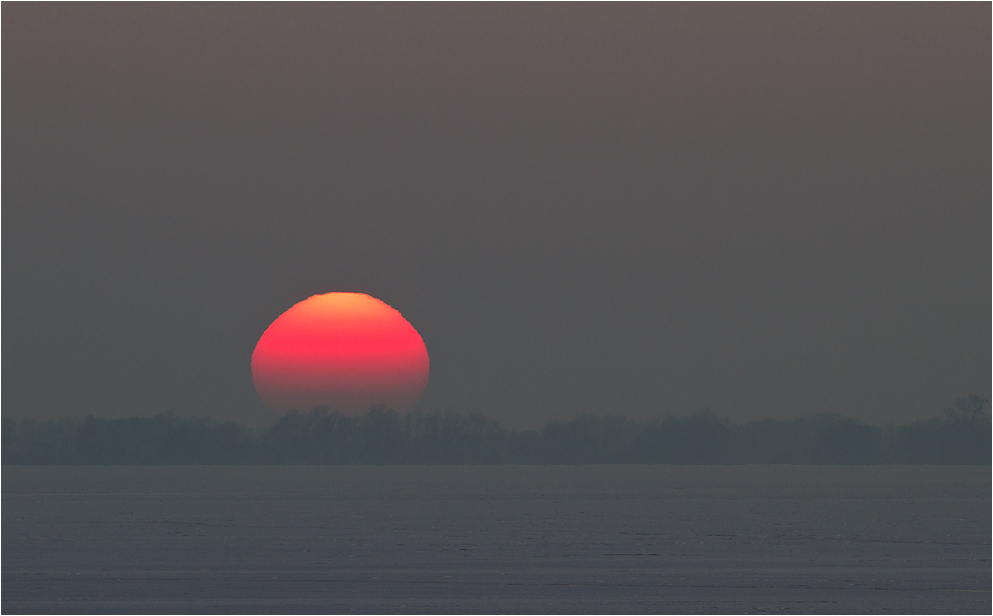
[4,398,989,465]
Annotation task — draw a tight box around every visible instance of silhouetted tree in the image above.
[4,399,989,465]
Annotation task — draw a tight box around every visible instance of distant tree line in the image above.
[3,396,989,465]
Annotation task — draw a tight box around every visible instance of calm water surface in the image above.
[3,465,990,614]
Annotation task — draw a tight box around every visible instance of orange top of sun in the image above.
[251,293,429,414]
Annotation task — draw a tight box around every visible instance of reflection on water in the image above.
[3,465,990,614]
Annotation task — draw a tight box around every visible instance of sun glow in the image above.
[251,293,429,413]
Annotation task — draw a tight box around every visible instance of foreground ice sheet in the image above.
[3,465,990,614]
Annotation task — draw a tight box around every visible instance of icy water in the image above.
[3,466,990,614]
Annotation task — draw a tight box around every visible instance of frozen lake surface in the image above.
[3,465,990,614]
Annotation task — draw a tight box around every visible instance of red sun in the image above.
[251,293,429,414]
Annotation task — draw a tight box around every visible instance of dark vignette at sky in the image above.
[4,4,989,429]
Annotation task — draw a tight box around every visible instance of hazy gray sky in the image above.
[5,4,989,428]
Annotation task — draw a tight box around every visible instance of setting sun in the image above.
[251,293,429,413]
